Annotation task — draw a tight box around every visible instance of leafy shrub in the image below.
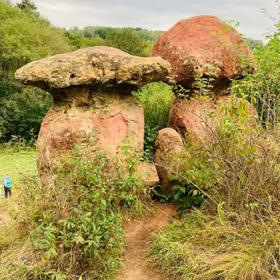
[133,82,175,160]
[0,144,150,279]
[169,96,279,213]
[231,22,280,128]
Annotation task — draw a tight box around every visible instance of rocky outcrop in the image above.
[168,96,258,143]
[152,15,254,91]
[15,46,171,186]
[154,128,184,192]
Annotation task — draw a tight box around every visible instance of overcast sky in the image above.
[13,0,279,40]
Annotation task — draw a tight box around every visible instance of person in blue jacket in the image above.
[2,176,12,198]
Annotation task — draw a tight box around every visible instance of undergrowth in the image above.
[0,144,150,279]
[133,82,174,160]
[148,96,280,279]
[149,210,280,280]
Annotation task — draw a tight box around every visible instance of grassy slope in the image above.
[0,148,36,197]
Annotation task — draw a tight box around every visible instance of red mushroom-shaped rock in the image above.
[15,46,171,186]
[152,15,254,91]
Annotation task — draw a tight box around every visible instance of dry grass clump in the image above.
[149,210,280,280]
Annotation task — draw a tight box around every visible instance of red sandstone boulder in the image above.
[137,163,160,188]
[168,96,258,143]
[154,128,184,192]
[152,15,254,90]
[168,97,215,142]
[36,91,144,186]
[15,46,171,186]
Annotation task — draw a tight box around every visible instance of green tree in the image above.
[16,0,37,11]
[105,28,152,56]
[0,0,71,142]
[65,27,105,49]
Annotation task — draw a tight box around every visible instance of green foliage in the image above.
[65,26,158,56]
[0,0,71,142]
[133,82,175,160]
[104,28,152,56]
[245,37,263,49]
[148,97,280,279]
[16,0,37,11]
[0,144,150,279]
[65,27,106,49]
[169,97,279,213]
[172,183,204,212]
[0,85,52,141]
[231,22,280,128]
[0,1,70,71]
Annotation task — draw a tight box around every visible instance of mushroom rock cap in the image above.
[15,46,172,92]
[152,15,254,88]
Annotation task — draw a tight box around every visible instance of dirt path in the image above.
[117,203,177,280]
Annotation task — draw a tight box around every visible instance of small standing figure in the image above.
[2,176,12,198]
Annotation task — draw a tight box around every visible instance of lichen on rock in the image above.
[15,46,172,91]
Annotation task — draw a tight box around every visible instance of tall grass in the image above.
[148,97,280,280]
[149,210,280,280]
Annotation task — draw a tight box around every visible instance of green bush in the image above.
[0,85,52,142]
[169,97,279,213]
[0,144,150,279]
[133,82,175,160]
[65,27,106,49]
[231,23,280,128]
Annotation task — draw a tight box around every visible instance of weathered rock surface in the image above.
[168,96,257,143]
[37,90,144,186]
[138,163,160,188]
[15,46,171,91]
[152,15,254,90]
[168,97,215,142]
[15,46,171,186]
[154,128,184,192]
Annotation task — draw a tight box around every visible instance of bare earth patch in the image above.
[118,203,177,280]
